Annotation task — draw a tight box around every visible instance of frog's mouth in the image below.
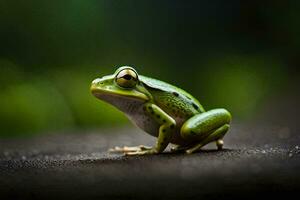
[92,90,146,102]
[90,81,149,102]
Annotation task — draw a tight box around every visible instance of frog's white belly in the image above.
[97,94,159,137]
[97,94,189,145]
[126,109,160,138]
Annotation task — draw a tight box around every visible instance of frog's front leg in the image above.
[180,108,231,154]
[125,103,176,156]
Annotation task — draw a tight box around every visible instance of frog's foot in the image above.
[108,145,152,153]
[124,148,158,156]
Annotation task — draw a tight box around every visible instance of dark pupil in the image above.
[123,74,132,80]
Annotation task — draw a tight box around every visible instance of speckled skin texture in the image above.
[143,86,201,145]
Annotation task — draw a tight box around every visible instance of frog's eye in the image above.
[115,68,138,88]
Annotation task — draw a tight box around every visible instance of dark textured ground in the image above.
[1,122,300,200]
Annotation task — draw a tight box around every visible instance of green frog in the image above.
[91,66,231,155]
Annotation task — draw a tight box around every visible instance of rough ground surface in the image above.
[1,122,300,200]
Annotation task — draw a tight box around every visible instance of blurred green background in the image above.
[0,1,299,137]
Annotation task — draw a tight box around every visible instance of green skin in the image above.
[91,66,231,155]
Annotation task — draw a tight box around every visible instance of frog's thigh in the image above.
[180,109,231,151]
[185,124,230,154]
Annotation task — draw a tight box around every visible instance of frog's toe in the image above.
[138,145,152,150]
[124,151,144,156]
[216,139,224,150]
[108,146,122,153]
[124,149,158,156]
[109,146,139,153]
[108,145,152,153]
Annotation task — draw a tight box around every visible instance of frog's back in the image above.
[140,75,205,120]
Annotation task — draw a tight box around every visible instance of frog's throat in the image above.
[92,92,147,115]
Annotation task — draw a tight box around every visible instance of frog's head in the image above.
[91,66,151,108]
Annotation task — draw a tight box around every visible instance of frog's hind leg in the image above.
[180,108,231,154]
[185,124,229,154]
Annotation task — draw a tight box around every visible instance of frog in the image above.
[90,66,231,155]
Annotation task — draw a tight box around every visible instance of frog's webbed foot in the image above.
[124,148,158,156]
[108,145,152,154]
